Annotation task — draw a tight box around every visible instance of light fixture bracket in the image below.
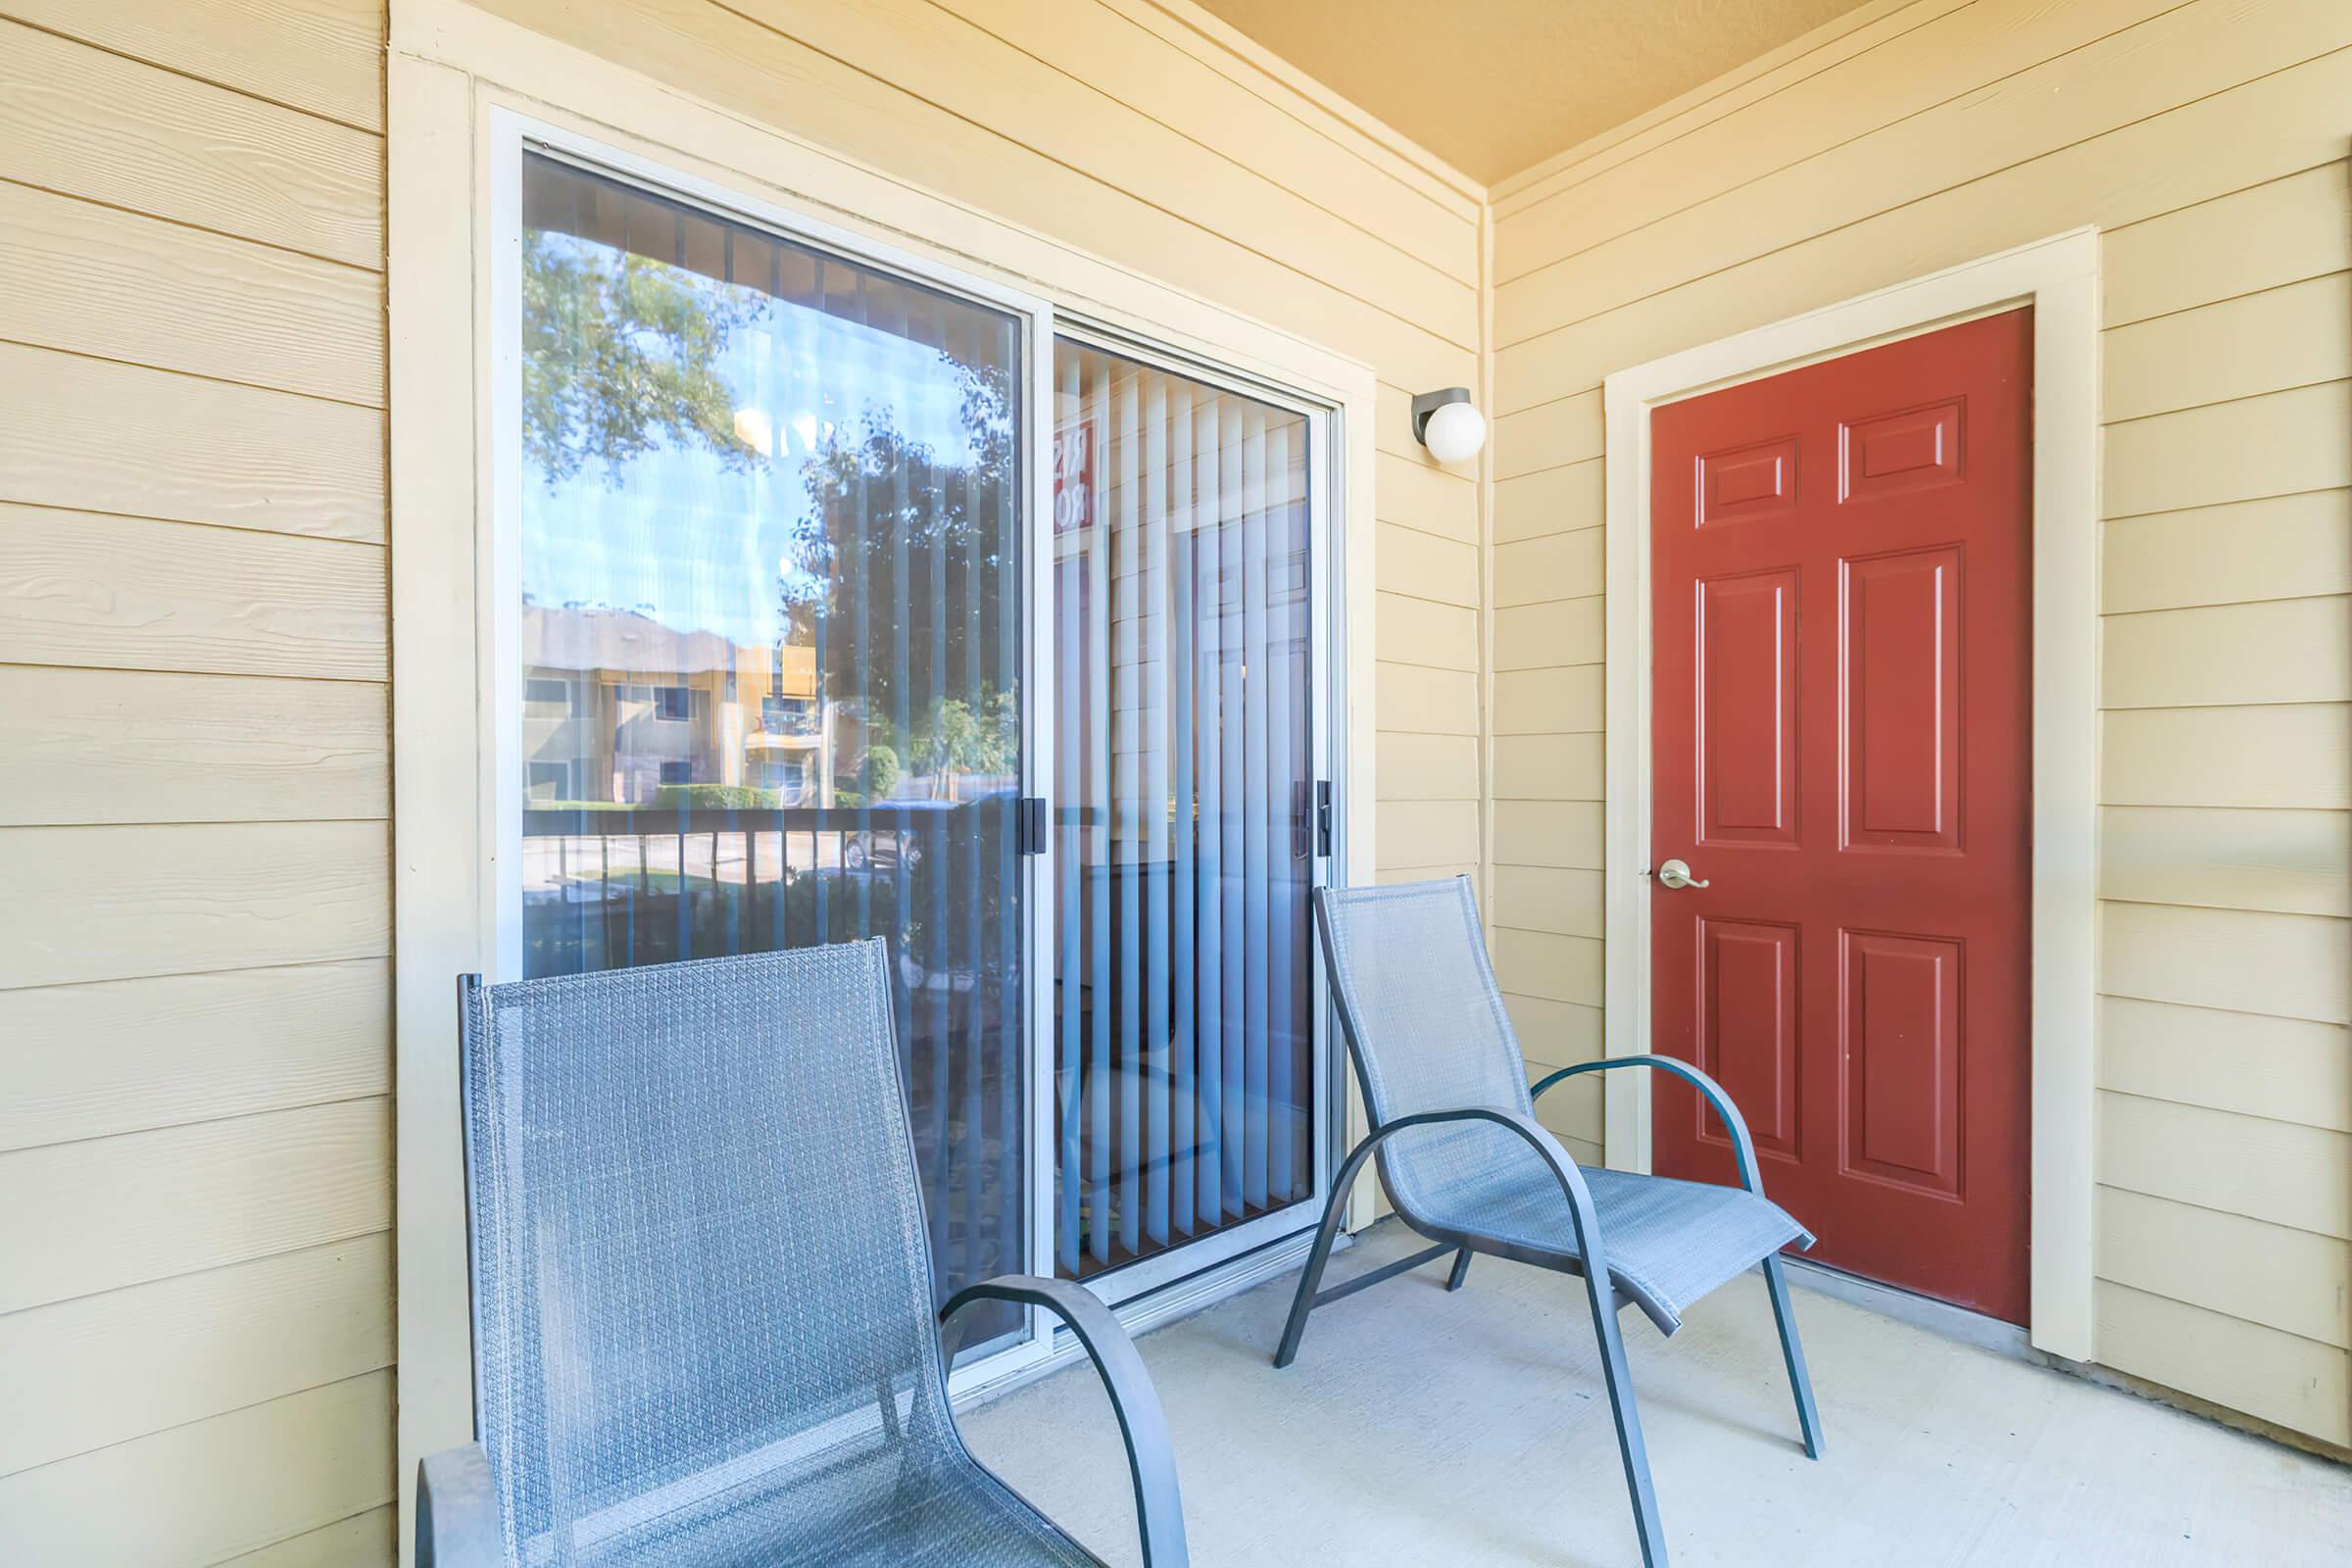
[1410,386,1473,446]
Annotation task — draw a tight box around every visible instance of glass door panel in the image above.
[1051,340,1318,1284]
[511,152,1030,1351]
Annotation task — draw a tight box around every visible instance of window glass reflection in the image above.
[515,154,1027,1345]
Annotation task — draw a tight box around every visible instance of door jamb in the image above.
[1598,228,2100,1361]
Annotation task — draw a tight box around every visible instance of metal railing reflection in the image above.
[519,801,1018,978]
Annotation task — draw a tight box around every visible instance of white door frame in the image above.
[1599,228,2100,1361]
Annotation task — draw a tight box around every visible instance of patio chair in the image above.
[416,941,1188,1568]
[1274,876,1822,1568]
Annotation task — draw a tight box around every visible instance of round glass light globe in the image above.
[1422,400,1487,465]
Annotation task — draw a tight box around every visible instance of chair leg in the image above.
[1271,1175,1355,1369]
[1446,1247,1473,1292]
[1761,1254,1824,1459]
[1583,1280,1668,1568]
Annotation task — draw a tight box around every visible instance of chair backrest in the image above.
[458,941,958,1563]
[1313,876,1540,1215]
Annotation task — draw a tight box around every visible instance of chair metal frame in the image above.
[1274,881,1823,1568]
[939,1276,1190,1568]
[420,1281,1190,1568]
[418,949,1190,1568]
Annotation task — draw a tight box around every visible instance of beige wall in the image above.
[1487,0,2351,1446]
[0,0,398,1560]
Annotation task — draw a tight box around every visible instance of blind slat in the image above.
[1086,355,1114,1267]
[1192,391,1226,1229]
[1168,382,1199,1240]
[1242,406,1271,1210]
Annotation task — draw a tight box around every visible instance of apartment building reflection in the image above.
[520,603,846,808]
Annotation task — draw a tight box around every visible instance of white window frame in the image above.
[1599,229,2101,1361]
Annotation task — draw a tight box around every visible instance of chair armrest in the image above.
[417,1441,503,1568]
[1532,1054,1764,1193]
[942,1275,1190,1568]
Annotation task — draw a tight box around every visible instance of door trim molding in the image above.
[1599,229,2100,1361]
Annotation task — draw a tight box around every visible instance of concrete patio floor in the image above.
[961,1220,2352,1566]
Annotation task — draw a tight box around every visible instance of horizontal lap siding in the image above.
[0,2,394,1560]
[1487,0,2352,1444]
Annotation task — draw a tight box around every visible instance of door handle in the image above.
[1655,858,1710,891]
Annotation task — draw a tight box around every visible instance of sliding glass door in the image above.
[502,147,1041,1361]
[1050,339,1328,1294]
[496,128,1336,1357]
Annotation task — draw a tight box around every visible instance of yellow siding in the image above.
[0,4,394,1563]
[1487,0,2352,1444]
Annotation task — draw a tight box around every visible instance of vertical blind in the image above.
[1052,342,1317,1280]
[514,153,1028,1348]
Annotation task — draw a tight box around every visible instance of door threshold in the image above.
[1777,1254,2030,1360]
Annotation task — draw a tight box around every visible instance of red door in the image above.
[1648,309,2032,1323]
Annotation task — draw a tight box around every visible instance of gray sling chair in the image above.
[1276,877,1823,1568]
[416,941,1189,1567]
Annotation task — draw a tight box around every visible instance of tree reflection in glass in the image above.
[514,153,1027,1349]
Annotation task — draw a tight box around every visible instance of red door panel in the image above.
[1650,309,2032,1324]
[1841,930,1963,1196]
[1841,545,1962,853]
[1698,918,1800,1158]
[1698,569,1798,845]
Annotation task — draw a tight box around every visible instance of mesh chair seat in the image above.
[1397,1156,1813,1334]
[533,1441,1103,1568]
[815,1459,1103,1568]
